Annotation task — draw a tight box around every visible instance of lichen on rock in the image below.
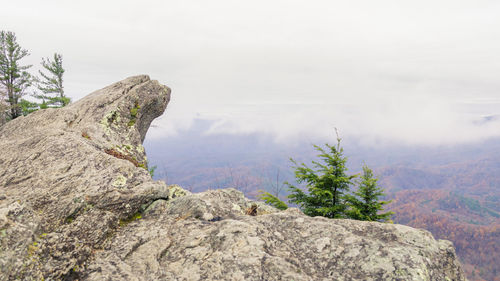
[112,175,128,187]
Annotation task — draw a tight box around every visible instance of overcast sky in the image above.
[2,0,500,145]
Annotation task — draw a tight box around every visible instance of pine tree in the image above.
[287,135,355,218]
[346,165,393,222]
[36,53,69,107]
[0,31,32,119]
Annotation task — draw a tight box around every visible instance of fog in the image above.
[2,0,499,145]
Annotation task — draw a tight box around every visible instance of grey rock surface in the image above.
[0,75,171,280]
[87,188,466,281]
[0,76,466,280]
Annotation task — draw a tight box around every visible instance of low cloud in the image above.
[148,96,500,146]
[3,0,499,145]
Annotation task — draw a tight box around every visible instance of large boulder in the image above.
[0,76,466,280]
[0,75,171,279]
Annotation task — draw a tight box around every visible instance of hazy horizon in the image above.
[2,0,499,145]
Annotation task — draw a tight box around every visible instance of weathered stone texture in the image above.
[87,189,466,281]
[0,75,171,280]
[0,76,466,280]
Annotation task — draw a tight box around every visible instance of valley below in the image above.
[145,122,500,281]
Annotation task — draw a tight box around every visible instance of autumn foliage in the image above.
[387,189,500,281]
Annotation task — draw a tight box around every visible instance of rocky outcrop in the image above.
[0,76,466,280]
[0,75,171,279]
[86,188,466,281]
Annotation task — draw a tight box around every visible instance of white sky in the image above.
[2,0,500,145]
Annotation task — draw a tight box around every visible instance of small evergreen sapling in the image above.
[286,136,355,218]
[346,165,393,222]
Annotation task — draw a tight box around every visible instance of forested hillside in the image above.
[386,189,499,280]
[379,160,500,281]
[145,122,500,281]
